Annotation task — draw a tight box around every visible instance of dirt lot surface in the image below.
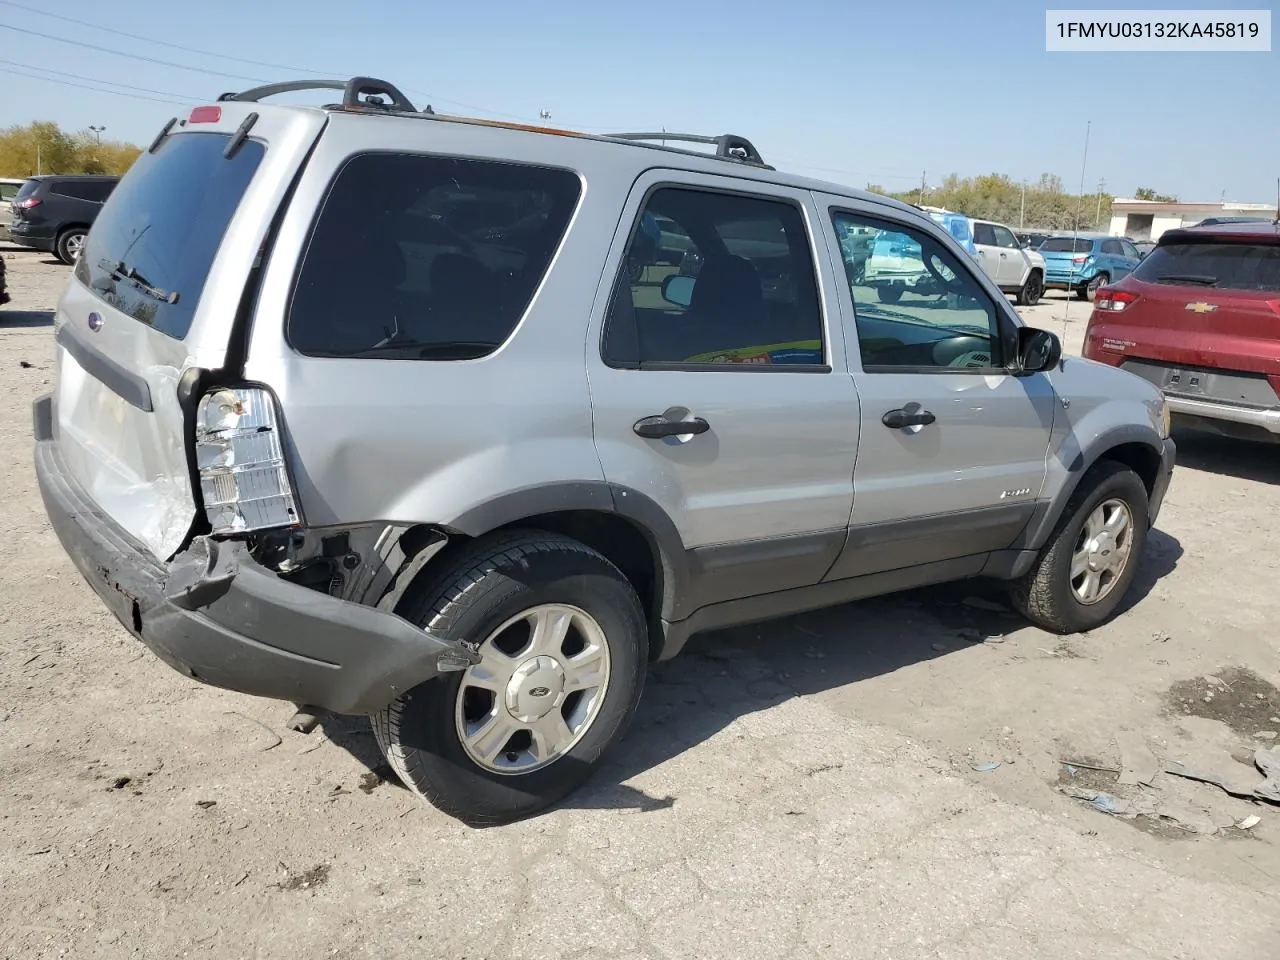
[3,247,1279,959]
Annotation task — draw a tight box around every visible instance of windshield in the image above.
[74,132,265,340]
[1041,237,1095,253]
[1134,239,1280,292]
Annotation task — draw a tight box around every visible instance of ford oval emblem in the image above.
[87,312,104,332]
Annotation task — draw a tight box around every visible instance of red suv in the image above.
[1083,222,1280,443]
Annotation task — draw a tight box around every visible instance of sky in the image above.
[0,0,1275,202]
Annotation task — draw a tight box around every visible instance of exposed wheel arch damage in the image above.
[375,483,689,661]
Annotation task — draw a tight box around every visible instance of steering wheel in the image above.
[931,334,996,368]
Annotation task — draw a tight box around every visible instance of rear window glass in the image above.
[288,153,581,360]
[1135,239,1280,292]
[1041,237,1095,253]
[14,179,38,202]
[74,133,265,340]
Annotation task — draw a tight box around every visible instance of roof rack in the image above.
[212,76,767,167]
[217,77,429,114]
[606,132,768,167]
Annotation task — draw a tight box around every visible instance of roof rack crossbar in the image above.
[607,132,766,166]
[217,76,416,113]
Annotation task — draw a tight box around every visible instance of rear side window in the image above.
[51,180,114,202]
[75,133,265,340]
[0,183,19,202]
[602,186,824,368]
[1135,239,1280,292]
[972,222,996,245]
[288,153,582,360]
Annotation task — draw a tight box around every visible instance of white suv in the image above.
[971,218,1046,306]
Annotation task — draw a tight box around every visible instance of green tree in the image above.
[0,121,141,177]
[886,172,1113,230]
[1134,186,1178,202]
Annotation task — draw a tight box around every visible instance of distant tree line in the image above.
[0,121,141,178]
[865,173,1128,231]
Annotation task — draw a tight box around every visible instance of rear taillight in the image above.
[15,197,41,209]
[1072,255,1087,264]
[195,387,300,534]
[1095,290,1139,312]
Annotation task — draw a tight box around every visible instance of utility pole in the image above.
[918,170,926,206]
[1020,180,1026,228]
[89,125,105,145]
[1095,177,1105,227]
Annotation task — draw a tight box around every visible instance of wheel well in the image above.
[429,511,666,659]
[57,223,89,237]
[1097,441,1161,497]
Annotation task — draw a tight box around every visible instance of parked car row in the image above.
[3,174,119,264]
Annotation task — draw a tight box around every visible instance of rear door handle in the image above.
[882,406,936,429]
[633,415,710,439]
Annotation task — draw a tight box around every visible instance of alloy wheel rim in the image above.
[68,234,85,259]
[1070,497,1134,605]
[454,604,611,775]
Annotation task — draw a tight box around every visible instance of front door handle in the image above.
[633,415,711,439]
[882,406,936,429]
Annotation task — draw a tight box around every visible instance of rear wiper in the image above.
[1156,274,1217,286]
[99,259,180,304]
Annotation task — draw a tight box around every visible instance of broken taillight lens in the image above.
[195,387,300,534]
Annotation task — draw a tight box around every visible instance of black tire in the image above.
[372,530,648,826]
[1009,460,1149,634]
[1016,271,1043,306]
[878,284,903,304]
[1077,273,1108,302]
[55,227,87,265]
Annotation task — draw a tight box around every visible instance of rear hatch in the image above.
[1039,236,1094,282]
[51,103,327,561]
[1099,228,1280,408]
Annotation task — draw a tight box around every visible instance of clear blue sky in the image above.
[0,0,1274,201]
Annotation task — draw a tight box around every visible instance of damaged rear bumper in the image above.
[34,395,472,715]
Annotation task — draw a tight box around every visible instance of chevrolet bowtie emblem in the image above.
[1185,301,1218,313]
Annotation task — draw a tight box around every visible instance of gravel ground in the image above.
[2,246,1279,959]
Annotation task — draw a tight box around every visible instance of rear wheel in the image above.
[1009,460,1149,634]
[1016,271,1044,306]
[55,228,87,265]
[1078,273,1108,301]
[878,283,903,304]
[372,531,648,825]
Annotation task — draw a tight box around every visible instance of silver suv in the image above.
[33,77,1176,825]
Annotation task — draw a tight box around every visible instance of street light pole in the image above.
[89,125,105,145]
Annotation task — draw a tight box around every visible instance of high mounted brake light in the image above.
[195,387,300,534]
[189,106,222,124]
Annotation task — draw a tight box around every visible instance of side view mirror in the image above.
[661,274,695,308]
[1014,326,1062,374]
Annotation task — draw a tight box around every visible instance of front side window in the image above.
[602,187,824,368]
[289,154,581,360]
[832,210,1005,371]
[992,225,1019,248]
[1134,238,1280,292]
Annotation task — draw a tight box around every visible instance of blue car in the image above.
[1038,233,1143,301]
[921,206,979,257]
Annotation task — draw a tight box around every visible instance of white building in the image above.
[1108,199,1276,241]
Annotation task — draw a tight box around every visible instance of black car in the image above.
[10,175,119,264]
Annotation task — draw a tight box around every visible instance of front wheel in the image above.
[877,283,903,304]
[372,531,648,825]
[55,228,87,265]
[1008,460,1149,634]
